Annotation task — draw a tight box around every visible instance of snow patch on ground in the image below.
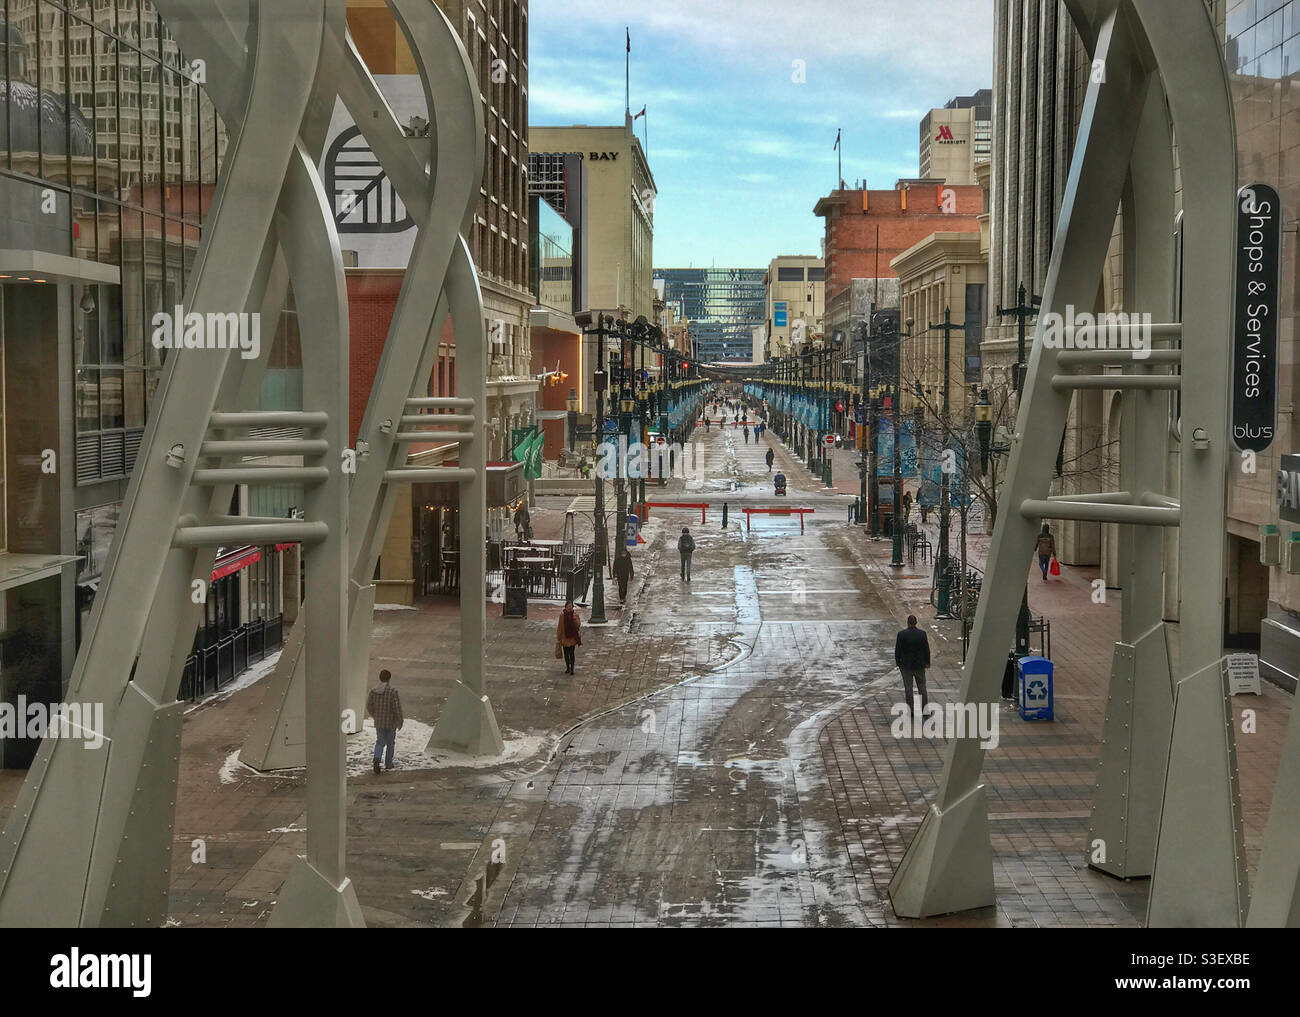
[219,750,249,785]
[374,603,417,611]
[410,887,448,900]
[269,823,305,834]
[346,718,546,776]
[219,748,300,784]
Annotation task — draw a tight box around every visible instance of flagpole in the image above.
[625,27,630,117]
[837,127,842,189]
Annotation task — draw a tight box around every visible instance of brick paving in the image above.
[813,453,1293,926]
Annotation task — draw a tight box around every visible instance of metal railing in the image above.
[180,614,286,701]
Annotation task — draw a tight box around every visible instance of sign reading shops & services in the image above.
[1232,183,1281,453]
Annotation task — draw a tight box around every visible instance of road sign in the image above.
[823,434,837,447]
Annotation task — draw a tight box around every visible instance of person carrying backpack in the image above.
[678,527,696,581]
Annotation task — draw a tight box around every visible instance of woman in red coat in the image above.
[556,600,582,674]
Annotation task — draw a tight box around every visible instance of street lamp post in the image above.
[566,387,579,452]
[997,283,1039,658]
[890,318,911,568]
[588,313,610,624]
[935,307,965,617]
[855,322,869,524]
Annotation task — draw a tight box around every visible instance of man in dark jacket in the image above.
[613,548,634,601]
[765,447,775,472]
[678,527,696,581]
[894,615,931,714]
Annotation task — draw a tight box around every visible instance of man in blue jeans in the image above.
[365,668,404,774]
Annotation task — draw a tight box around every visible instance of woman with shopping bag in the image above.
[1035,524,1058,581]
[556,599,582,674]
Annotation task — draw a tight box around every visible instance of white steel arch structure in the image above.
[889,0,1250,925]
[0,0,493,927]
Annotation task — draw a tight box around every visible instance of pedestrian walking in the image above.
[743,426,750,444]
[678,526,695,581]
[365,669,404,774]
[556,599,582,673]
[705,417,711,432]
[894,615,931,715]
[766,447,774,472]
[902,491,912,525]
[613,548,634,602]
[1036,523,1057,580]
[721,502,729,529]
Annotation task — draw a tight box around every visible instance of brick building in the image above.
[813,181,983,346]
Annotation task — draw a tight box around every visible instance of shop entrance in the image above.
[1225,533,1267,652]
[415,482,460,597]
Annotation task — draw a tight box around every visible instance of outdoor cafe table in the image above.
[515,556,555,596]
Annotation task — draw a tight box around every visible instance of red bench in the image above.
[743,507,814,534]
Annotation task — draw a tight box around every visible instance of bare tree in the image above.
[896,369,1119,617]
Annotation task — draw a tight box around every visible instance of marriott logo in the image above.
[936,126,955,141]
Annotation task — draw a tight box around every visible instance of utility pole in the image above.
[996,283,1041,654]
[934,307,966,615]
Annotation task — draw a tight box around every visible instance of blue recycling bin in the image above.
[1017,655,1054,720]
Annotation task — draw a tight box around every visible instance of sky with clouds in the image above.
[529,0,995,269]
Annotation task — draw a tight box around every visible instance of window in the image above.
[777,266,804,282]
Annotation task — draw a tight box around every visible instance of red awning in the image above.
[211,547,261,582]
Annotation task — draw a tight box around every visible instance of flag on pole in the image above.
[833,128,840,151]
[634,105,646,119]
[526,430,545,479]
[627,27,631,52]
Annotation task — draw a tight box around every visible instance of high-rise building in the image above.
[654,268,765,364]
[919,89,993,186]
[529,121,656,322]
[764,255,825,359]
[0,1,297,765]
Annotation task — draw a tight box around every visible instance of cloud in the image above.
[541,0,991,85]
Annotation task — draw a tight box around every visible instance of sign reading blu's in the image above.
[1232,183,1281,453]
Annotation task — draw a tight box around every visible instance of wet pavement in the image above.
[493,425,897,925]
[3,408,1291,927]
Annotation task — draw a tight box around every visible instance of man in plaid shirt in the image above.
[365,669,404,774]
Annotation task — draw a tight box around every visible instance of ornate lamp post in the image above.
[585,312,611,624]
[889,318,912,568]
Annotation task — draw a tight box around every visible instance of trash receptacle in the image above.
[503,567,527,618]
[1017,655,1053,720]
